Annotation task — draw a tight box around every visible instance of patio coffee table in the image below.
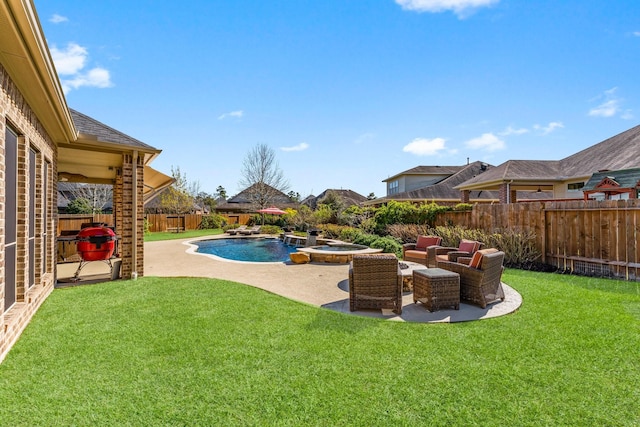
[413,268,460,312]
[399,261,428,292]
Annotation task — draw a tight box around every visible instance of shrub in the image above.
[369,236,403,258]
[259,225,281,235]
[385,223,433,243]
[453,203,473,211]
[199,214,227,229]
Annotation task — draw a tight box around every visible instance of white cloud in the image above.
[465,133,505,151]
[533,121,564,135]
[621,110,634,120]
[281,142,309,152]
[218,110,244,120]
[50,43,113,93]
[402,137,447,156]
[395,0,498,17]
[633,31,640,37]
[499,126,529,136]
[588,87,627,118]
[50,43,87,75]
[62,68,112,92]
[50,14,68,24]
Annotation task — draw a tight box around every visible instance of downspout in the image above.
[506,180,513,204]
[132,150,138,278]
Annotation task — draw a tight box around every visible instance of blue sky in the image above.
[35,0,640,199]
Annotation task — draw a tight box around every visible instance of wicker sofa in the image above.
[437,249,505,309]
[349,254,403,315]
[402,235,442,266]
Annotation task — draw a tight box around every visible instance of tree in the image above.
[214,185,227,200]
[196,191,217,212]
[287,191,301,203]
[239,144,290,210]
[66,197,94,214]
[158,166,199,213]
[61,183,112,213]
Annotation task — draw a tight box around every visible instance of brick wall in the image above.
[0,63,56,363]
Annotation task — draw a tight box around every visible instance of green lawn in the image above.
[144,228,224,242]
[0,271,639,426]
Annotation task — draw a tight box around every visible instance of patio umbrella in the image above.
[257,206,287,215]
[257,206,286,225]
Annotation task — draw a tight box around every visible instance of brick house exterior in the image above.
[0,0,169,362]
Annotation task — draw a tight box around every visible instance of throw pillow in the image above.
[458,239,478,253]
[416,235,441,251]
[469,251,483,269]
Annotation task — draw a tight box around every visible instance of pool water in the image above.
[194,238,297,262]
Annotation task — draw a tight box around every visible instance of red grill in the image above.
[76,226,116,261]
[72,226,118,281]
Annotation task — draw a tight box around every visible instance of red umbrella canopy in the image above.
[257,206,286,215]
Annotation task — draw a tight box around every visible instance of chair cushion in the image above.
[404,250,428,260]
[416,235,441,251]
[469,248,499,269]
[459,239,480,253]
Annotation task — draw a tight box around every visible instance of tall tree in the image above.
[214,185,227,200]
[158,166,199,213]
[239,144,290,210]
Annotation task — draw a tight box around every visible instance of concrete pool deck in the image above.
[140,234,523,323]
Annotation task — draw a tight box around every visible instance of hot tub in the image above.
[296,243,382,263]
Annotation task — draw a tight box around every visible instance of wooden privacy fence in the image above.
[58,213,254,235]
[436,200,640,280]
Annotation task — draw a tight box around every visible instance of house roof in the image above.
[582,167,640,192]
[216,183,296,211]
[457,124,640,190]
[303,189,368,209]
[384,165,466,182]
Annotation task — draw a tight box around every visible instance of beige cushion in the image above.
[404,250,427,260]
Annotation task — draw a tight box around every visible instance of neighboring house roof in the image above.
[370,161,543,204]
[457,124,640,190]
[384,165,466,183]
[583,168,640,192]
[303,189,368,210]
[216,184,296,211]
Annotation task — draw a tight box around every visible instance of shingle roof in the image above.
[70,109,158,151]
[383,165,466,182]
[303,189,367,209]
[458,124,640,187]
[582,167,640,191]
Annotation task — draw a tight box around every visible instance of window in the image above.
[388,180,399,195]
[568,182,584,191]
[4,125,18,311]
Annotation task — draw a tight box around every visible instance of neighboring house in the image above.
[581,168,640,201]
[143,186,209,214]
[366,161,549,206]
[0,1,171,362]
[215,183,297,213]
[456,124,640,203]
[302,189,368,210]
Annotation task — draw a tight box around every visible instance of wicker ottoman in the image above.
[413,268,460,311]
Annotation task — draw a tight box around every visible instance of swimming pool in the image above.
[193,238,297,263]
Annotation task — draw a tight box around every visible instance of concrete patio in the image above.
[59,234,522,323]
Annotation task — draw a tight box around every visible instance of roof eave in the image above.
[1,0,76,143]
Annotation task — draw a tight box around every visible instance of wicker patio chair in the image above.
[438,250,505,309]
[349,254,403,315]
[429,239,483,267]
[402,235,442,266]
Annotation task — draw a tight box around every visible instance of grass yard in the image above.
[144,228,224,242]
[0,270,638,426]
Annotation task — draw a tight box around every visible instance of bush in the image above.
[257,225,280,235]
[372,201,451,235]
[199,214,227,229]
[369,236,403,258]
